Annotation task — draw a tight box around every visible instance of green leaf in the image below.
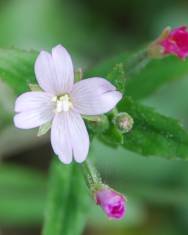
[85,51,129,77]
[0,48,37,95]
[0,80,15,131]
[117,97,188,159]
[126,56,188,100]
[0,164,46,225]
[42,159,90,235]
[107,63,126,92]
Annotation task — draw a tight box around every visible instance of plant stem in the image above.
[126,48,150,76]
[82,159,102,192]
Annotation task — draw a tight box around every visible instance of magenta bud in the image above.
[95,188,126,220]
[160,26,188,59]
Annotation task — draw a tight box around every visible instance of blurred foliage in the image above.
[0,164,46,225]
[0,48,37,95]
[42,159,90,235]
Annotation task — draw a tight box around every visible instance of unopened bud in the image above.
[113,112,134,133]
[160,26,188,59]
[148,26,188,59]
[95,187,127,220]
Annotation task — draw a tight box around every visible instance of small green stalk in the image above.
[126,48,150,76]
[82,159,102,193]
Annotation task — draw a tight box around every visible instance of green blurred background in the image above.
[0,0,188,234]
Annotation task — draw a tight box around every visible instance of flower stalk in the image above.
[82,159,102,191]
[126,48,151,76]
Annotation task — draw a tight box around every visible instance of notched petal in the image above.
[71,77,122,115]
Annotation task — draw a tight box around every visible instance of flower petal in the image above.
[35,45,74,95]
[14,92,54,129]
[52,45,74,93]
[51,113,73,164]
[71,77,122,115]
[68,111,89,163]
[15,91,54,112]
[34,50,57,94]
[14,108,54,129]
[50,111,89,164]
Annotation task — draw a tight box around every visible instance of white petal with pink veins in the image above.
[52,45,74,93]
[71,77,122,115]
[15,91,54,112]
[34,50,57,94]
[68,111,89,163]
[51,111,89,164]
[14,107,54,129]
[51,113,73,164]
[35,45,74,95]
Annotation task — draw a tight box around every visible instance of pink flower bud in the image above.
[160,26,188,59]
[95,188,126,220]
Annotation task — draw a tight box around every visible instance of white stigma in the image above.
[52,94,73,113]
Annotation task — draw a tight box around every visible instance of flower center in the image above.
[52,94,73,113]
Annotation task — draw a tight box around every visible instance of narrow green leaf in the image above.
[117,97,188,159]
[0,48,37,95]
[126,56,188,100]
[85,52,130,78]
[42,159,90,235]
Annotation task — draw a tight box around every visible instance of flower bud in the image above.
[95,187,126,220]
[113,112,134,133]
[148,26,188,59]
[160,26,188,59]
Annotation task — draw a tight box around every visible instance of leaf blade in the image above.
[118,97,188,159]
[0,48,37,95]
[42,159,90,235]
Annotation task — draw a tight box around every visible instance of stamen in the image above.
[52,94,73,113]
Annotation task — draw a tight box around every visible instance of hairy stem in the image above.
[82,159,102,192]
[126,48,150,76]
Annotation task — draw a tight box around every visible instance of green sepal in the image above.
[29,83,42,91]
[86,115,109,135]
[37,122,51,137]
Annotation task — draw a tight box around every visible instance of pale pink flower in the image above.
[160,26,188,59]
[96,188,126,220]
[14,45,122,164]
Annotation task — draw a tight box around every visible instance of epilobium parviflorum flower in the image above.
[14,45,122,164]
